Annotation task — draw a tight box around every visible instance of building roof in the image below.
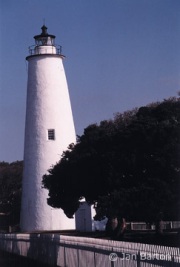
[34,25,55,40]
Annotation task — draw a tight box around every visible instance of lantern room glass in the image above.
[35,36,55,46]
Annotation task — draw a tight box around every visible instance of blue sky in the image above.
[0,0,180,162]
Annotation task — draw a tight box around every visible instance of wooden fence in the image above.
[127,221,180,231]
[0,233,179,266]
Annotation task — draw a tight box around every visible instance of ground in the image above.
[0,250,51,267]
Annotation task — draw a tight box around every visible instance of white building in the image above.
[20,25,76,232]
[75,201,108,232]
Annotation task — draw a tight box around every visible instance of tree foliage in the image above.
[42,97,180,222]
[0,161,23,224]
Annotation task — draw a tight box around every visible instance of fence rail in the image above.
[126,221,180,231]
[0,233,179,266]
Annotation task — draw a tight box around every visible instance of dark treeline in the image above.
[0,161,23,226]
[43,97,180,223]
[1,97,180,228]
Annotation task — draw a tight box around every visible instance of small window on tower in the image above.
[48,129,55,140]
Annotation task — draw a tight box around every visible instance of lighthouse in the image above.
[20,25,76,232]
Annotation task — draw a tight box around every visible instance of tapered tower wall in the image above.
[20,28,76,232]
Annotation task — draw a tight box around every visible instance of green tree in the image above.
[42,98,180,222]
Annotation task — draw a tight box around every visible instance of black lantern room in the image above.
[34,25,56,46]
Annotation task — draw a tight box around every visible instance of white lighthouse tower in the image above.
[20,25,76,232]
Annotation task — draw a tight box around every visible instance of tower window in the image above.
[48,129,55,140]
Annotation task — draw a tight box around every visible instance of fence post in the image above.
[64,245,66,267]
[171,255,174,267]
[137,251,140,267]
[93,247,96,267]
[111,259,114,267]
[110,247,115,267]
[77,243,80,267]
